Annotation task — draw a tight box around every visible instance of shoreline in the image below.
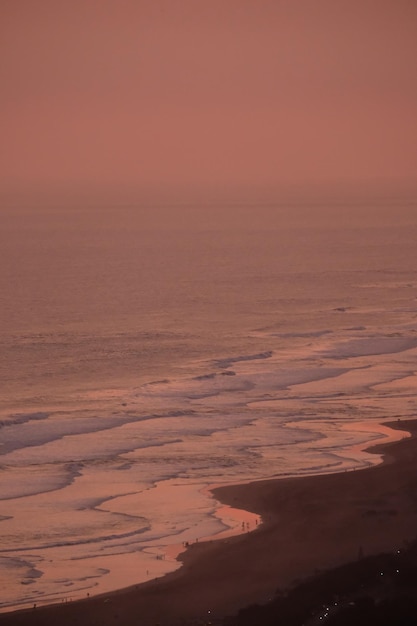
[1,418,417,625]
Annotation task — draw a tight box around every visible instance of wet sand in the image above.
[1,419,417,626]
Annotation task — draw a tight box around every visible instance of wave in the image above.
[0,412,50,428]
[319,336,417,359]
[214,350,273,369]
[0,526,153,554]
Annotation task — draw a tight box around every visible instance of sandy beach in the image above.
[1,418,417,625]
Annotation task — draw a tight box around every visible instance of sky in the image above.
[1,0,417,204]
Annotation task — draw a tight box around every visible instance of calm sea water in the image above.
[0,203,416,610]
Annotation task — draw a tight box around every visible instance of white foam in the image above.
[2,322,417,610]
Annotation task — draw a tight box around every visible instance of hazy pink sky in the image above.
[1,0,416,201]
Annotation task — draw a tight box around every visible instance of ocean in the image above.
[0,202,416,610]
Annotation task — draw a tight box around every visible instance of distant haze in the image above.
[1,0,416,204]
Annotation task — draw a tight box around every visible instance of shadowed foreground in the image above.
[1,420,417,626]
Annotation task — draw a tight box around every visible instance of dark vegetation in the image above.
[219,539,417,626]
